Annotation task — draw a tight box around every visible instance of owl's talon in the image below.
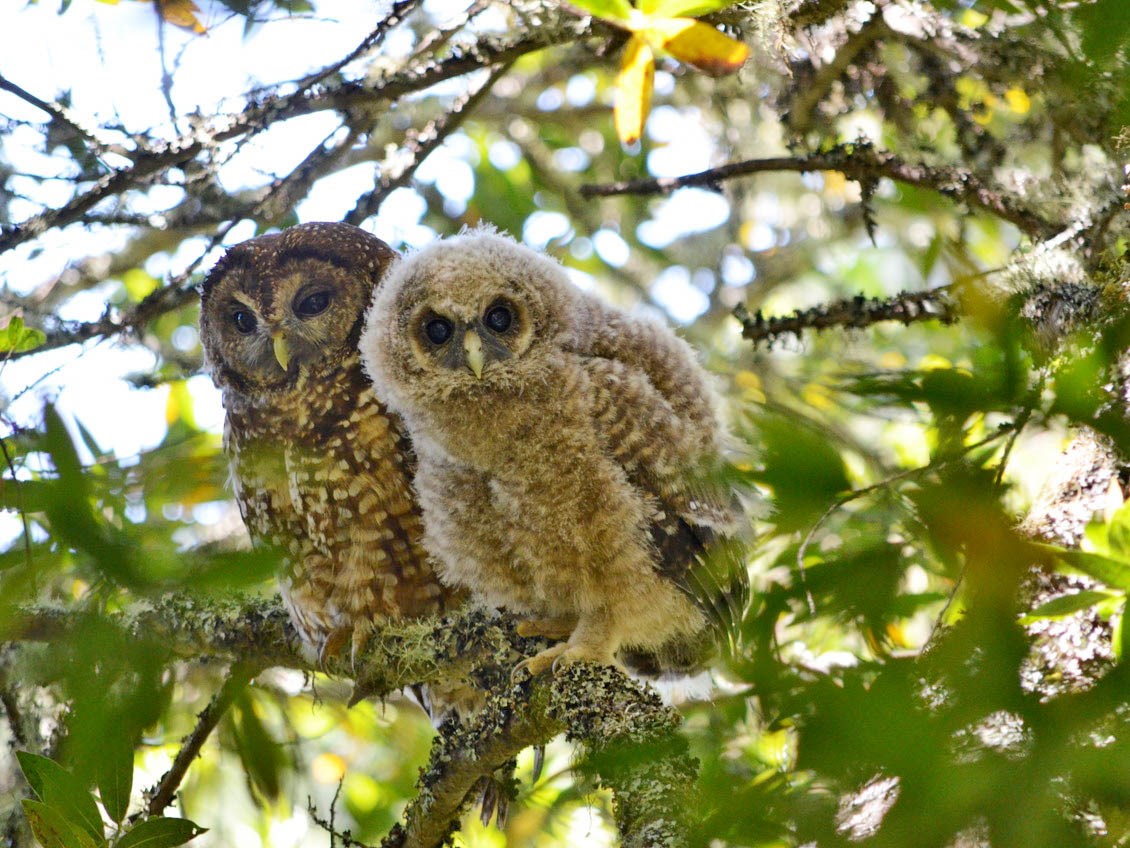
[512,644,567,683]
[531,745,546,784]
[318,626,351,670]
[349,626,373,673]
[551,644,620,675]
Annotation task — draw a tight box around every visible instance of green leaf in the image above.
[95,731,133,824]
[1037,544,1130,592]
[1075,0,1130,66]
[1020,589,1122,623]
[1106,502,1130,559]
[227,691,285,801]
[115,817,207,848]
[17,753,105,844]
[753,413,850,532]
[0,316,47,353]
[21,800,103,848]
[567,0,634,21]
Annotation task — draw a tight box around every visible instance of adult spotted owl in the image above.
[199,222,462,664]
[360,227,745,676]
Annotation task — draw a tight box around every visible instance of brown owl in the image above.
[359,227,745,676]
[198,222,463,665]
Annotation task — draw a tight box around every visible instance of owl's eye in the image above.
[232,309,257,334]
[295,290,331,317]
[484,304,513,334]
[424,317,453,345]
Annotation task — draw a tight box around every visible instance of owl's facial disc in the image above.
[412,297,523,381]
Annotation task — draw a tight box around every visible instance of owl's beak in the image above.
[272,332,291,371]
[463,329,484,380]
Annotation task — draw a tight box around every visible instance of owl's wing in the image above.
[580,351,748,659]
[225,419,300,550]
[578,303,722,450]
[226,420,338,653]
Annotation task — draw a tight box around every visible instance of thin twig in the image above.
[144,664,255,817]
[293,0,423,91]
[580,146,1059,238]
[6,221,237,360]
[154,3,180,130]
[733,287,959,346]
[0,73,127,160]
[409,0,491,61]
[345,61,514,225]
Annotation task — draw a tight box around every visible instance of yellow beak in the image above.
[464,329,484,380]
[272,333,290,371]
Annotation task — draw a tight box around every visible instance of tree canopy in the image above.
[3,1,1130,846]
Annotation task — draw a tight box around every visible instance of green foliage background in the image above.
[2,0,1130,846]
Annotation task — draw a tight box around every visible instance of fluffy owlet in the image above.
[359,227,745,676]
[199,222,463,664]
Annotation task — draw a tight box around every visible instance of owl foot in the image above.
[317,625,371,673]
[512,642,618,682]
[474,774,511,829]
[350,625,373,672]
[318,626,351,669]
[516,616,576,640]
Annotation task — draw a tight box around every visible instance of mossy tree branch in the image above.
[5,596,698,848]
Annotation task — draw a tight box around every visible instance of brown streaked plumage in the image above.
[199,222,462,664]
[360,226,746,677]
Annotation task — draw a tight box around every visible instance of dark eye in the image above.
[424,317,453,345]
[484,304,513,334]
[295,290,331,317]
[232,309,257,334]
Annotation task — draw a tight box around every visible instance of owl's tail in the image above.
[623,534,751,678]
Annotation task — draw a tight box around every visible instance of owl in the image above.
[359,227,745,677]
[198,222,464,666]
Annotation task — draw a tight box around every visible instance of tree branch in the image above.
[733,287,959,345]
[580,146,1060,238]
[0,73,130,161]
[384,664,694,848]
[0,10,595,256]
[143,663,254,818]
[7,597,699,848]
[344,61,514,225]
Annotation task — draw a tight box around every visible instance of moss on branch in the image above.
[7,596,699,847]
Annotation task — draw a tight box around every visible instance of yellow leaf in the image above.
[122,268,158,301]
[959,8,988,28]
[165,381,196,428]
[614,35,655,146]
[640,18,749,77]
[1004,87,1031,114]
[733,370,761,391]
[157,0,207,34]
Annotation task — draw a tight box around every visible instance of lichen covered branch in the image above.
[7,599,699,848]
[734,287,959,345]
[580,146,1059,238]
[386,664,695,848]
